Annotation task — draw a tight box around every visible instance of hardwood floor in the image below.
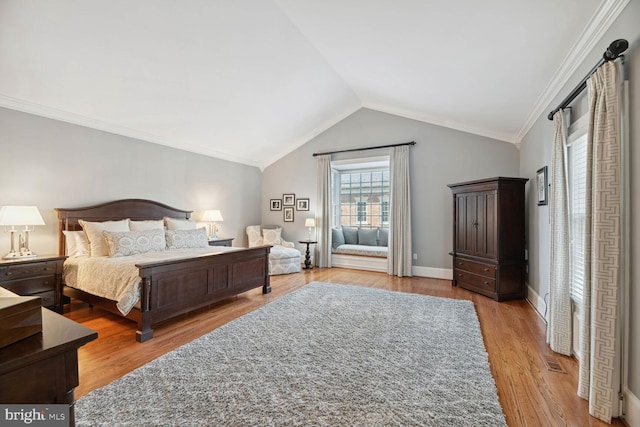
[64,268,626,427]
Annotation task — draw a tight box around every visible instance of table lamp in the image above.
[0,205,46,259]
[305,218,315,241]
[201,209,223,240]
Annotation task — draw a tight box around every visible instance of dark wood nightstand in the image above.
[0,255,66,313]
[208,238,233,247]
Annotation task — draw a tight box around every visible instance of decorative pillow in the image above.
[165,228,208,249]
[164,217,197,230]
[378,228,389,247]
[262,228,282,246]
[358,228,378,246]
[103,229,166,257]
[130,220,164,231]
[342,226,358,245]
[331,227,345,249]
[246,225,263,247]
[62,230,89,257]
[79,219,130,257]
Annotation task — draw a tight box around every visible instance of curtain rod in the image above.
[312,141,415,157]
[547,39,628,121]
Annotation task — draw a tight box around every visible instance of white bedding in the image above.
[64,246,240,316]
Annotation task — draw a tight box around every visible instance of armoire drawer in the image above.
[454,269,496,293]
[454,258,496,278]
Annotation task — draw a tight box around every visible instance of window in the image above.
[331,157,390,229]
[567,116,588,304]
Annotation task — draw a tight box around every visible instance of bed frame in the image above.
[56,199,271,342]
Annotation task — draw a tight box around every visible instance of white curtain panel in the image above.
[546,109,572,356]
[315,154,332,268]
[578,60,621,423]
[388,145,412,277]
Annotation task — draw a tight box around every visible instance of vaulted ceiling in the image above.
[0,0,619,169]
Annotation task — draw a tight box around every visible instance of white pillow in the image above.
[79,219,130,257]
[165,228,208,249]
[130,220,164,231]
[262,228,282,246]
[103,229,166,257]
[62,230,89,257]
[164,217,197,230]
[246,225,263,247]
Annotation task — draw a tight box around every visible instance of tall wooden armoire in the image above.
[448,177,529,301]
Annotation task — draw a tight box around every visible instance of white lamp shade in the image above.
[201,209,223,222]
[0,206,45,226]
[305,218,315,228]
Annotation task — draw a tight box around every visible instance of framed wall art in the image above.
[296,198,309,211]
[537,166,548,206]
[283,194,295,206]
[283,207,294,222]
[270,199,282,211]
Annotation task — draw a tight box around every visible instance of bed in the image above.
[56,199,271,342]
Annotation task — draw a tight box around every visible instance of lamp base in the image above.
[2,251,37,260]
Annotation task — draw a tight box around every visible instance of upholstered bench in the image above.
[246,225,301,275]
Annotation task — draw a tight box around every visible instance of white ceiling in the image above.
[0,0,623,169]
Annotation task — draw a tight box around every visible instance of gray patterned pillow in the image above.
[165,228,208,249]
[103,229,166,257]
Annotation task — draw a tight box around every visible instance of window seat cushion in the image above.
[332,244,388,258]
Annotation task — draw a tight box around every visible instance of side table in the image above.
[298,241,317,270]
[208,238,234,247]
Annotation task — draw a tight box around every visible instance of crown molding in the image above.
[0,94,261,168]
[515,0,630,142]
[362,101,516,145]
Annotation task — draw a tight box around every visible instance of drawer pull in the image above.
[484,268,489,271]
[5,272,11,276]
[484,281,489,285]
[457,273,463,277]
[43,267,49,271]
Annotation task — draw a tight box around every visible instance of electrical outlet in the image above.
[413,253,417,260]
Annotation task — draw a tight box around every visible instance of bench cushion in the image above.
[332,244,388,258]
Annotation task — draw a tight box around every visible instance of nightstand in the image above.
[0,255,66,313]
[208,238,233,247]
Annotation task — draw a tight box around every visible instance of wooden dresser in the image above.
[448,177,528,301]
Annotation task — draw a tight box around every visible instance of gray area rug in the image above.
[76,282,506,426]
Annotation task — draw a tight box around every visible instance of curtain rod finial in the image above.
[604,39,628,61]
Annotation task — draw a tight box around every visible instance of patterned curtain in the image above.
[546,109,572,356]
[578,60,621,423]
[315,154,332,268]
[388,145,412,277]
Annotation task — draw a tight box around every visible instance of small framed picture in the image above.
[283,194,295,206]
[537,166,548,206]
[270,199,282,211]
[296,198,309,211]
[283,207,294,222]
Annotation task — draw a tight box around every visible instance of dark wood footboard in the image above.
[135,246,271,342]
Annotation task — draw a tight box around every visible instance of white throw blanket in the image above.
[64,247,239,315]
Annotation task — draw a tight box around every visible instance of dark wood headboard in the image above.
[56,199,192,256]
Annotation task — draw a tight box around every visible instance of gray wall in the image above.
[261,108,521,272]
[519,0,640,400]
[0,107,262,253]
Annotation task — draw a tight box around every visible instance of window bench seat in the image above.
[332,244,388,272]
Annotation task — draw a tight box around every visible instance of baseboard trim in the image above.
[526,282,547,322]
[624,387,640,427]
[412,266,452,280]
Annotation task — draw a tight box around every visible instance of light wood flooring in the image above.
[64,268,627,427]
